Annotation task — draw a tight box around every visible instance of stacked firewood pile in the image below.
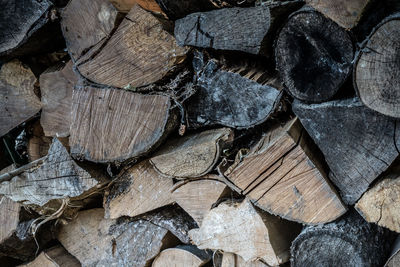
[1,0,400,266]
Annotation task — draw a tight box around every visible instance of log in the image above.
[39,61,77,137]
[220,252,268,267]
[174,2,301,55]
[76,4,188,89]
[69,87,175,163]
[224,118,346,224]
[292,98,400,204]
[150,128,233,178]
[27,121,52,162]
[19,246,80,267]
[275,6,354,103]
[152,245,211,267]
[61,0,121,61]
[354,13,400,118]
[385,236,400,267]
[104,160,174,219]
[291,210,393,267]
[109,0,137,12]
[189,199,301,266]
[0,60,41,137]
[305,0,370,29]
[186,52,282,129]
[109,0,166,16]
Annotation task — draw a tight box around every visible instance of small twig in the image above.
[0,157,45,183]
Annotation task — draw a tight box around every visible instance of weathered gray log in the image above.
[385,236,400,267]
[293,98,400,204]
[275,6,354,103]
[291,210,393,267]
[354,13,400,118]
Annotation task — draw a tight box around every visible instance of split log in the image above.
[70,87,176,163]
[109,0,166,16]
[275,7,354,103]
[19,246,80,267]
[27,121,52,162]
[354,13,400,118]
[186,52,282,129]
[0,60,41,137]
[174,2,301,55]
[104,160,174,219]
[61,0,121,61]
[224,118,346,224]
[109,0,138,12]
[40,61,77,137]
[385,236,400,267]
[291,210,393,267]
[220,252,268,267]
[189,199,301,266]
[305,0,370,29]
[152,245,211,267]
[76,4,188,89]
[293,98,400,204]
[150,128,233,178]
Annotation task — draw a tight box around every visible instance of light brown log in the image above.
[150,128,233,178]
[76,4,188,89]
[220,252,268,267]
[18,246,80,267]
[104,160,174,219]
[70,87,175,163]
[152,245,211,267]
[224,118,346,224]
[109,0,165,15]
[0,60,41,137]
[27,121,52,162]
[109,0,137,12]
[39,61,77,137]
[189,199,301,266]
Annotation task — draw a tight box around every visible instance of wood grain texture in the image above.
[220,252,268,267]
[225,119,346,224]
[19,246,80,267]
[293,98,400,204]
[0,60,41,137]
[354,13,400,118]
[306,0,370,28]
[385,236,400,267]
[152,245,211,267]
[40,61,77,137]
[27,121,52,162]
[70,87,173,163]
[109,0,137,12]
[189,199,301,266]
[104,160,174,219]
[77,5,188,88]
[150,128,232,178]
[275,7,354,102]
[61,0,120,61]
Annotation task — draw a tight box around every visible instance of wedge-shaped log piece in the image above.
[356,173,400,232]
[61,0,121,61]
[189,199,301,266]
[19,246,80,267]
[275,7,354,103]
[150,128,233,178]
[104,160,174,219]
[354,13,400,118]
[291,210,393,267]
[172,178,229,225]
[385,236,400,267]
[293,98,400,204]
[70,87,174,163]
[77,5,188,88]
[220,252,268,267]
[225,118,346,224]
[306,0,370,29]
[0,60,41,137]
[40,61,77,137]
[152,245,211,267]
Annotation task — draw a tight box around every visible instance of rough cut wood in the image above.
[70,87,174,163]
[172,178,229,225]
[189,199,301,266]
[104,160,174,219]
[220,252,268,267]
[109,0,137,12]
[354,13,400,118]
[186,53,282,129]
[385,236,400,267]
[355,173,400,233]
[225,118,346,224]
[40,61,77,137]
[0,60,41,137]
[306,0,370,28]
[291,210,393,267]
[152,245,211,267]
[27,121,52,162]
[110,0,166,16]
[76,4,188,89]
[19,246,80,267]
[61,0,120,61]
[293,98,400,204]
[275,7,354,103]
[150,128,233,178]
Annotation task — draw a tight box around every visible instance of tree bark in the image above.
[152,245,212,267]
[19,246,80,267]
